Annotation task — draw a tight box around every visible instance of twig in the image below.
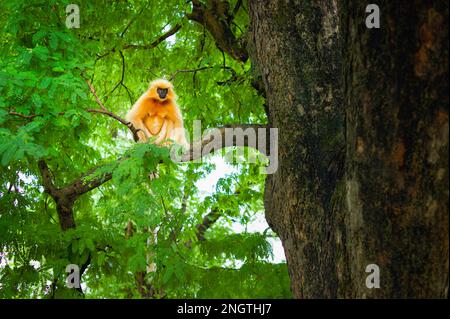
[169,66,212,81]
[123,23,181,50]
[87,109,140,142]
[97,23,181,61]
[84,78,107,111]
[169,65,237,82]
[230,0,243,21]
[82,73,140,142]
[110,50,126,95]
[120,7,145,38]
[109,50,134,105]
[8,112,41,119]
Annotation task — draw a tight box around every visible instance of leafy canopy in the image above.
[0,0,290,298]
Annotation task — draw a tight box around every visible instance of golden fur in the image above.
[126,79,189,149]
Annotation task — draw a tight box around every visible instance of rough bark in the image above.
[249,0,345,298]
[38,160,77,230]
[249,0,448,298]
[341,1,448,298]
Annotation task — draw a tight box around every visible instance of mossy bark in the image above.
[249,0,448,298]
[340,1,448,298]
[249,0,345,298]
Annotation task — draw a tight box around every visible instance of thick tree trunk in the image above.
[341,1,448,298]
[249,0,448,298]
[249,0,345,298]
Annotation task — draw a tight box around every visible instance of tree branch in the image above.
[96,23,182,60]
[83,75,141,142]
[230,0,243,22]
[109,50,134,105]
[86,109,128,127]
[54,123,267,202]
[120,7,146,38]
[123,23,181,50]
[169,65,237,83]
[8,112,40,119]
[195,208,221,241]
[9,107,140,142]
[184,208,222,248]
[169,66,212,81]
[185,1,267,97]
[181,124,268,161]
[65,167,114,198]
[37,159,57,195]
[84,78,107,111]
[186,0,247,62]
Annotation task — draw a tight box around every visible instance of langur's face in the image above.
[157,87,169,99]
[148,79,176,102]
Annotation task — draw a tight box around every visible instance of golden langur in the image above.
[126,79,189,149]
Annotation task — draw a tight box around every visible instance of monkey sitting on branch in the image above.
[126,79,189,150]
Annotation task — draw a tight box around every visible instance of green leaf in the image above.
[49,32,58,49]
[33,46,49,61]
[161,266,174,285]
[52,66,65,72]
[86,238,95,252]
[38,77,52,89]
[31,93,42,108]
[1,142,18,166]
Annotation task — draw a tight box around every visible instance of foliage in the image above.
[0,0,291,298]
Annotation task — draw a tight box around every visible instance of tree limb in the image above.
[83,76,141,142]
[37,159,57,195]
[84,77,107,111]
[184,208,222,248]
[123,23,181,50]
[195,208,221,241]
[185,1,266,97]
[169,65,237,83]
[52,123,267,203]
[186,0,248,62]
[181,124,268,161]
[96,23,182,60]
[86,109,140,142]
[8,112,40,119]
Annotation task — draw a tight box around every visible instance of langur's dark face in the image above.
[157,87,169,99]
[148,79,175,101]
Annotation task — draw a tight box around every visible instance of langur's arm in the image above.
[130,117,151,142]
[154,119,170,144]
[126,97,151,142]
